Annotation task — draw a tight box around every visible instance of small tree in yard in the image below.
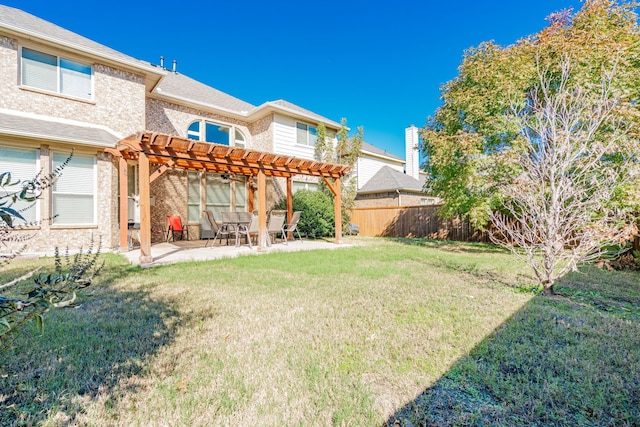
[314,118,363,226]
[1,155,103,343]
[490,59,639,294]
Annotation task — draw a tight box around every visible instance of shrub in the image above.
[276,190,334,238]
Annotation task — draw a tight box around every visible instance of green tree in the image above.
[422,0,640,227]
[315,118,363,226]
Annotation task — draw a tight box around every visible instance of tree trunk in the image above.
[542,283,555,296]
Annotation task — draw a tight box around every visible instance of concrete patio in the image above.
[122,238,354,267]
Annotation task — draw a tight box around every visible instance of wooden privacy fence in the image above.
[350,205,489,242]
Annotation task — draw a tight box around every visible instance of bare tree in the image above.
[490,59,639,294]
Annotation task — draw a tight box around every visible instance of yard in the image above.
[1,238,638,426]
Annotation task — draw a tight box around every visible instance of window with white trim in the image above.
[292,181,318,193]
[187,120,247,147]
[296,122,317,146]
[52,153,96,224]
[21,47,93,100]
[188,172,247,222]
[0,146,39,225]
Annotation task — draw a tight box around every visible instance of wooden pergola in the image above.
[106,131,351,263]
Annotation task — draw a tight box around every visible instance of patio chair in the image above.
[235,213,258,247]
[166,215,189,242]
[266,210,287,245]
[203,210,231,247]
[282,211,303,244]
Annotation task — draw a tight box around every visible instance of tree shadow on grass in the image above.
[383,269,640,426]
[0,255,183,425]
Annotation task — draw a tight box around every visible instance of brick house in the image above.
[0,5,347,255]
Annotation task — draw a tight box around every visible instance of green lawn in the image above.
[1,238,638,426]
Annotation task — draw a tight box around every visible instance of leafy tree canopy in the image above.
[422,0,640,226]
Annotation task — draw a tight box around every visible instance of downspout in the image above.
[396,189,401,206]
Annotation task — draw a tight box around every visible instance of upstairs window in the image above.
[21,47,93,100]
[296,122,317,146]
[187,120,246,147]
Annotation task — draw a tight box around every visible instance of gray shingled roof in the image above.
[0,5,159,73]
[358,166,427,194]
[155,73,256,114]
[0,110,120,147]
[265,100,342,128]
[361,142,404,161]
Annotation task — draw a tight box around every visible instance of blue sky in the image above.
[6,0,583,159]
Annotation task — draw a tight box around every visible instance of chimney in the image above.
[172,60,177,73]
[405,125,420,180]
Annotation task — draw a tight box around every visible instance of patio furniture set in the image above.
[164,210,302,248]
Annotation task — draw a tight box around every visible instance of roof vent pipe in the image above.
[160,56,164,69]
[172,60,177,73]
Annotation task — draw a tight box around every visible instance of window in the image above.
[0,146,39,224]
[292,181,318,193]
[21,47,92,100]
[187,172,201,222]
[52,153,95,224]
[296,122,317,146]
[188,172,247,221]
[234,129,246,148]
[187,121,247,147]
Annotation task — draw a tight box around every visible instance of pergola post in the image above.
[118,157,129,251]
[138,153,152,263]
[286,177,293,241]
[334,177,342,244]
[248,174,255,213]
[321,176,343,245]
[257,170,268,250]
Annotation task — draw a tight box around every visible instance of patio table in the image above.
[221,212,251,247]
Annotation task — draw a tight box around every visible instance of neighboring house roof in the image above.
[0,5,163,76]
[358,166,427,194]
[0,109,121,148]
[360,142,404,163]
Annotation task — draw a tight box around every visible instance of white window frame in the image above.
[292,180,318,193]
[188,172,248,223]
[187,120,247,147]
[51,152,97,225]
[20,46,94,101]
[296,122,317,146]
[0,145,40,225]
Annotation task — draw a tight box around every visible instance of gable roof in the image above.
[358,166,427,194]
[0,5,162,76]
